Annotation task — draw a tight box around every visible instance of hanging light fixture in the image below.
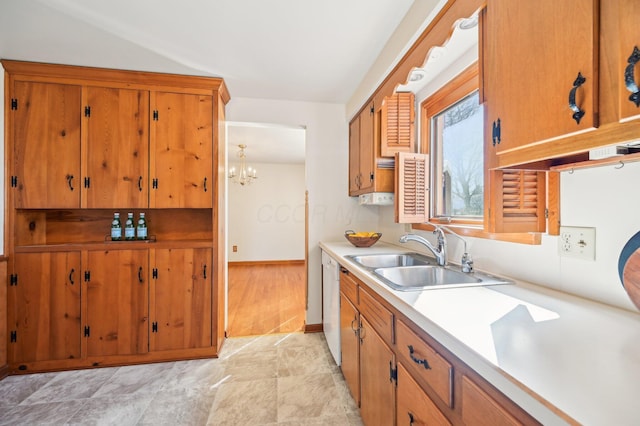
[228,144,258,186]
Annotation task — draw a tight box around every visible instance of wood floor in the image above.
[227,261,306,337]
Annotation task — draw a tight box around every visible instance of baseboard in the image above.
[0,364,10,380]
[304,323,323,333]
[229,259,305,267]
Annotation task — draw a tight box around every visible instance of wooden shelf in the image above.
[14,239,213,253]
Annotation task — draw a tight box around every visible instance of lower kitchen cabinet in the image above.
[150,248,212,351]
[338,265,541,425]
[85,249,149,357]
[461,375,520,426]
[359,315,395,426]
[8,252,81,363]
[340,290,360,404]
[7,244,217,373]
[397,362,451,426]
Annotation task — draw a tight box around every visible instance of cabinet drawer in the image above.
[397,363,451,426]
[396,319,453,407]
[359,286,394,344]
[461,375,520,426]
[340,268,359,306]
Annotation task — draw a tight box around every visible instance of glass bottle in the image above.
[125,212,135,240]
[111,212,122,241]
[136,212,148,240]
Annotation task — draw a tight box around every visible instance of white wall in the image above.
[225,97,380,325]
[374,162,640,313]
[228,162,305,262]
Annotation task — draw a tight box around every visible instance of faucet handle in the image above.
[461,253,474,273]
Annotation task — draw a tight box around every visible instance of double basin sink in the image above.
[346,252,513,291]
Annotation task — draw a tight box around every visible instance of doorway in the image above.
[225,122,307,337]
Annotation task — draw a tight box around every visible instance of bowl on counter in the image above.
[345,230,382,247]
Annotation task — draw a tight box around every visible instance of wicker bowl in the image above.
[345,230,382,248]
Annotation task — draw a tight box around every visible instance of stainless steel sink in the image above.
[373,265,513,291]
[346,252,432,269]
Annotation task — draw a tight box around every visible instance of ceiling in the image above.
[0,0,418,103]
[0,0,467,165]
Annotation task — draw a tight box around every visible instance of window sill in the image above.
[412,223,542,245]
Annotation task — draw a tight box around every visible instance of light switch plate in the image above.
[559,226,596,260]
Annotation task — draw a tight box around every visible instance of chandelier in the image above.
[229,144,258,186]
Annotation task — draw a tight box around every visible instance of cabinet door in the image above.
[619,0,640,122]
[359,316,395,426]
[396,363,451,426]
[85,249,149,357]
[381,92,415,157]
[8,252,81,363]
[84,87,149,208]
[359,102,375,193]
[340,292,360,404]
[150,248,212,351]
[485,0,597,154]
[150,92,213,208]
[349,116,361,195]
[12,81,81,208]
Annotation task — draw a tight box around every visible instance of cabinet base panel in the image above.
[7,347,220,375]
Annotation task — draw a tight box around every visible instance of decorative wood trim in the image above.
[0,60,230,102]
[550,151,640,172]
[304,323,323,333]
[228,260,305,267]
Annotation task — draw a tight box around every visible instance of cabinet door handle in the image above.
[203,177,208,192]
[408,412,415,426]
[568,72,586,124]
[138,267,144,284]
[350,317,358,335]
[625,46,640,107]
[408,345,431,370]
[492,119,501,146]
[67,174,74,191]
[69,268,75,285]
[138,176,143,192]
[203,264,207,279]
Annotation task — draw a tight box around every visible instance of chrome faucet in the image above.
[400,229,447,266]
[400,225,474,273]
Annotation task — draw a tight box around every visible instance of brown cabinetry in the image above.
[339,265,542,425]
[397,363,451,426]
[3,60,229,373]
[380,92,415,157]
[150,92,213,208]
[485,0,640,168]
[8,252,81,363]
[484,0,598,156]
[150,248,212,351]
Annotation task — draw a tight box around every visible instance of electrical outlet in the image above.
[232,245,238,253]
[558,226,596,260]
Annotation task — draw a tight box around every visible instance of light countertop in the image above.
[320,241,640,426]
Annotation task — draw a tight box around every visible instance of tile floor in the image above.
[0,333,363,426]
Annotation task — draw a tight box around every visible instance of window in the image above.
[422,64,483,225]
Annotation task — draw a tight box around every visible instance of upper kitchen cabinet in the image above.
[11,81,81,209]
[484,0,598,162]
[150,92,213,208]
[486,0,640,168]
[616,0,640,123]
[348,101,394,196]
[85,87,150,208]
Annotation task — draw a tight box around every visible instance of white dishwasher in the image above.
[321,250,341,365]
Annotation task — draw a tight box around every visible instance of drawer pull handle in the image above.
[625,46,640,107]
[568,72,586,124]
[408,345,431,370]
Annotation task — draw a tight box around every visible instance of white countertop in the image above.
[320,241,640,426]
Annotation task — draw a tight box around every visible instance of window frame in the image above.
[419,63,482,227]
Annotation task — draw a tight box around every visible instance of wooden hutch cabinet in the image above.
[3,60,229,373]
